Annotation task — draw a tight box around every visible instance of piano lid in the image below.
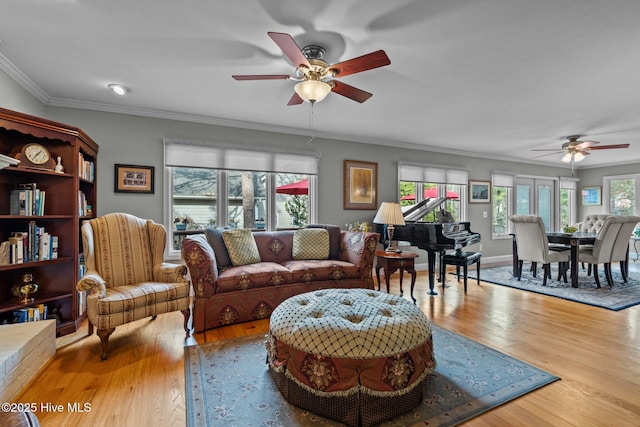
[402,197,447,222]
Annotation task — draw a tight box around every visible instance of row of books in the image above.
[79,152,95,182]
[4,222,58,264]
[13,304,48,323]
[78,191,92,216]
[9,183,46,216]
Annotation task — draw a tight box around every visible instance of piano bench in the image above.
[442,251,481,293]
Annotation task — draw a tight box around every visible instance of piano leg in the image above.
[427,250,438,295]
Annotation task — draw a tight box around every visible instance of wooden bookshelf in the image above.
[0,107,98,336]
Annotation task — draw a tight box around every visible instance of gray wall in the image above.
[2,68,639,260]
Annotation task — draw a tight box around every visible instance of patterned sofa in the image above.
[181,225,379,332]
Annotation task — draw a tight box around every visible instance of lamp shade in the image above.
[294,80,331,103]
[373,202,406,226]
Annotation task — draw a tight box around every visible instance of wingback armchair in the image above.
[77,213,191,360]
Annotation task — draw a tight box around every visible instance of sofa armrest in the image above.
[182,234,219,298]
[154,263,188,283]
[339,231,379,288]
[76,270,107,297]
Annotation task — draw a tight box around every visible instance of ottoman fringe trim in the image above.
[361,364,435,397]
[283,368,360,398]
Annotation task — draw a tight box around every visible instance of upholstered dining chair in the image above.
[509,215,570,286]
[607,216,640,285]
[577,216,623,288]
[77,213,191,360]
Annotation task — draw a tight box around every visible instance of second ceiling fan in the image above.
[232,32,390,105]
[532,135,630,164]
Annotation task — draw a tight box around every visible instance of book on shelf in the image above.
[10,183,46,216]
[4,222,59,264]
[78,152,95,182]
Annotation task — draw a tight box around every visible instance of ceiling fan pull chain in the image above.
[307,102,315,145]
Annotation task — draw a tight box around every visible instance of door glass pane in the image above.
[227,170,266,229]
[275,173,309,229]
[538,184,552,231]
[493,186,508,234]
[610,178,636,215]
[516,184,530,215]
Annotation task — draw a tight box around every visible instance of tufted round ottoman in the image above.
[266,288,436,427]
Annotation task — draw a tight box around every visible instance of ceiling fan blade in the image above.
[531,148,565,152]
[287,92,304,106]
[575,140,600,149]
[267,32,310,68]
[588,144,630,150]
[330,81,373,103]
[232,74,291,81]
[532,151,564,159]
[329,50,391,77]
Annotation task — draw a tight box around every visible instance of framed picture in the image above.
[469,180,491,203]
[581,186,602,206]
[114,164,154,194]
[343,160,378,210]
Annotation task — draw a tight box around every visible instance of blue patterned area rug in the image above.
[467,264,640,311]
[185,325,558,427]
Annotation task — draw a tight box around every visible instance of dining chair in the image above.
[608,216,640,284]
[577,216,622,288]
[509,215,570,286]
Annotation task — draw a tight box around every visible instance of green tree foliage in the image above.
[285,195,308,227]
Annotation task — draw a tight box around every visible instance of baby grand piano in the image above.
[376,197,481,295]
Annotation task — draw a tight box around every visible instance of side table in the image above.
[375,250,419,302]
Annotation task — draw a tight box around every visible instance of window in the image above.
[559,177,579,228]
[604,174,639,215]
[398,162,468,222]
[164,139,318,258]
[491,172,515,238]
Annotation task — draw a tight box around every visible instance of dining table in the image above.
[511,231,597,288]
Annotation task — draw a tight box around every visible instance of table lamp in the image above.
[373,202,406,252]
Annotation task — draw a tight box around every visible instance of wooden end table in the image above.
[375,250,419,303]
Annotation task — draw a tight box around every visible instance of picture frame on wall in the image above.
[343,160,378,210]
[114,164,155,194]
[581,186,602,206]
[469,180,491,203]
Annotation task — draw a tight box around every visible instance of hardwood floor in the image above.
[16,267,640,426]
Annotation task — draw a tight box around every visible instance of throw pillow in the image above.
[293,229,330,260]
[222,229,261,266]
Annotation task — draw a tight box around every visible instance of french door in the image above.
[515,177,557,232]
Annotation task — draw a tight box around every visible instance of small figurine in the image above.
[54,156,64,173]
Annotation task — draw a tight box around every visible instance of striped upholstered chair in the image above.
[77,213,191,359]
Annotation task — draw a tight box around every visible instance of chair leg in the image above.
[88,321,94,336]
[517,260,524,280]
[587,264,592,276]
[620,261,628,282]
[476,259,481,286]
[97,328,116,361]
[531,262,537,277]
[463,265,468,293]
[604,263,614,287]
[542,264,550,286]
[593,264,601,288]
[182,308,192,337]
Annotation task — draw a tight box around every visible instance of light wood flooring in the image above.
[15,265,640,426]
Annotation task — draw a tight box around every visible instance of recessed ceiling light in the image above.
[108,84,130,95]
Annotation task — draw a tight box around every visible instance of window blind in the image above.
[164,138,319,174]
[491,171,516,187]
[398,162,468,184]
[560,176,579,190]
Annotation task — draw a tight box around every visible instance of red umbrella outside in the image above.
[401,188,459,200]
[276,179,308,195]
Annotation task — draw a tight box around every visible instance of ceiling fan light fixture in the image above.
[573,152,586,162]
[294,80,331,103]
[561,153,573,163]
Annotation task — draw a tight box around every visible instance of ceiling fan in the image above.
[232,32,390,105]
[532,135,630,164]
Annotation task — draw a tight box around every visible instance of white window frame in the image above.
[603,173,640,215]
[163,138,319,259]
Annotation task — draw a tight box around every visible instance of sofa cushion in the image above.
[216,262,293,293]
[204,228,232,268]
[222,229,261,266]
[306,224,342,259]
[293,229,330,260]
[283,260,360,283]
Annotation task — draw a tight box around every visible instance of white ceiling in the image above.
[2,0,640,169]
